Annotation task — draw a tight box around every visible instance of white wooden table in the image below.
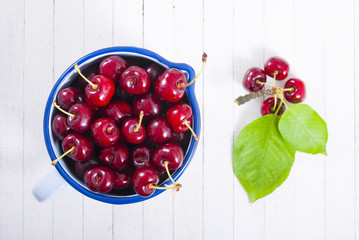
[0,0,358,239]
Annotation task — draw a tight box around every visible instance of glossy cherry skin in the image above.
[99,56,128,83]
[261,97,285,116]
[121,117,146,144]
[132,145,152,169]
[57,87,84,111]
[115,85,132,100]
[132,93,162,118]
[152,142,184,171]
[62,133,94,162]
[75,159,98,178]
[91,118,120,147]
[284,78,306,103]
[67,103,93,133]
[103,100,132,124]
[52,114,71,140]
[147,117,172,144]
[84,165,116,193]
[85,75,115,107]
[99,144,130,171]
[242,67,267,92]
[146,63,165,81]
[132,166,159,197]
[114,170,132,189]
[120,66,151,95]
[154,68,187,102]
[166,102,193,132]
[264,57,290,80]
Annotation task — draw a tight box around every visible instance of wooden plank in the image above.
[324,0,355,239]
[0,0,25,239]
[52,0,84,239]
[113,1,144,240]
[233,0,265,238]
[143,1,174,240]
[82,1,114,239]
[293,0,326,239]
[23,0,54,239]
[263,0,295,239]
[172,0,204,240]
[203,0,234,239]
[355,0,359,238]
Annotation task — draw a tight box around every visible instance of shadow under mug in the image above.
[32,46,201,204]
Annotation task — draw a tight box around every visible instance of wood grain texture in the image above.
[172,1,204,240]
[23,0,54,239]
[324,0,356,239]
[203,0,234,239]
[0,0,24,239]
[293,0,325,239]
[52,0,84,239]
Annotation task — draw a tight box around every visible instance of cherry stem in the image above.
[52,101,76,119]
[256,80,274,88]
[273,71,278,88]
[148,183,182,191]
[182,120,199,141]
[51,146,75,166]
[164,161,176,184]
[274,98,283,115]
[278,93,289,109]
[284,87,294,92]
[179,52,207,88]
[134,111,144,133]
[272,94,277,112]
[74,63,98,90]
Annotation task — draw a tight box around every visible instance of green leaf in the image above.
[233,114,295,203]
[278,104,328,155]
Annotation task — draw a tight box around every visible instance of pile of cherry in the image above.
[51,55,202,197]
[242,56,306,114]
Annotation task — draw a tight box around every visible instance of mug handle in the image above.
[32,168,68,202]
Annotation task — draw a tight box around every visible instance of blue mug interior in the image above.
[43,46,201,204]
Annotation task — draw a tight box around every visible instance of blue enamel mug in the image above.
[32,46,200,204]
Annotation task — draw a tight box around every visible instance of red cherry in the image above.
[62,133,94,162]
[152,143,184,172]
[147,117,172,144]
[166,102,192,132]
[52,114,71,140]
[132,92,162,118]
[121,117,146,144]
[99,56,128,84]
[132,167,159,197]
[114,170,132,190]
[91,118,120,147]
[260,97,285,116]
[131,145,152,169]
[67,103,93,133]
[75,159,98,178]
[102,100,132,124]
[146,63,166,81]
[85,75,115,107]
[284,78,306,103]
[120,66,151,95]
[242,67,266,92]
[57,87,84,111]
[264,57,290,80]
[99,144,130,171]
[84,165,116,193]
[154,68,187,102]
